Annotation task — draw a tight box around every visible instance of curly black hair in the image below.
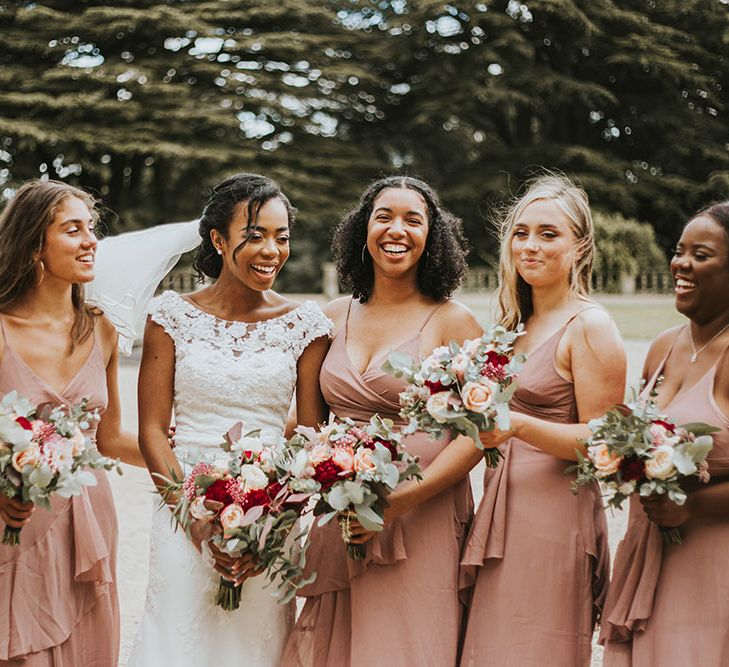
[332,176,469,302]
[193,173,296,281]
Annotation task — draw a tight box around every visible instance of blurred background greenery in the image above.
[1,1,728,291]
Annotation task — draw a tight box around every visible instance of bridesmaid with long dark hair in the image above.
[0,180,141,666]
[283,176,483,666]
[459,174,626,666]
[601,202,729,665]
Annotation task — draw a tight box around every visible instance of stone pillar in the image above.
[322,261,339,301]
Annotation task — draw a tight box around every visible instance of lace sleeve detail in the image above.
[147,290,183,346]
[285,301,333,360]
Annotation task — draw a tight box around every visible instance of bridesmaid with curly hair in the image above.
[283,176,484,666]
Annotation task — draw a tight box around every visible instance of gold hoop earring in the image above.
[35,259,45,286]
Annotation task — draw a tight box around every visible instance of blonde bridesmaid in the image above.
[459,174,626,666]
[0,181,142,666]
[601,202,729,665]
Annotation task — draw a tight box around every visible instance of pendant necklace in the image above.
[688,321,729,362]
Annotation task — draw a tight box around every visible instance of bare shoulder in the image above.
[643,325,684,378]
[323,296,352,330]
[569,305,621,344]
[95,314,119,364]
[433,299,483,341]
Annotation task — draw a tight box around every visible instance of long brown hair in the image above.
[0,180,100,351]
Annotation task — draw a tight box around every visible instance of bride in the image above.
[127,173,331,666]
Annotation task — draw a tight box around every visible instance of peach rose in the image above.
[587,444,622,477]
[461,380,496,414]
[190,496,216,521]
[645,446,677,481]
[69,428,87,457]
[353,448,376,473]
[219,503,245,530]
[11,444,41,472]
[331,447,355,472]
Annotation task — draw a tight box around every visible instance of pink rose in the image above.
[587,444,622,477]
[353,448,376,473]
[461,380,496,414]
[331,447,355,472]
[11,444,41,472]
[219,503,245,530]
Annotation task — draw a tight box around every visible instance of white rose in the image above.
[238,464,269,491]
[219,503,245,530]
[233,436,264,454]
[645,445,677,481]
[291,449,315,478]
[461,380,496,414]
[426,391,457,423]
[308,443,332,465]
[190,496,216,521]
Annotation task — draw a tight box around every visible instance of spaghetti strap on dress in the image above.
[0,328,119,667]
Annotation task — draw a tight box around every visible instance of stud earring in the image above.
[216,248,222,255]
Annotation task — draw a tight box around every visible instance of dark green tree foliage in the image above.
[1,1,728,289]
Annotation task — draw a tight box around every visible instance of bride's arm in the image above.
[291,335,331,434]
[137,317,182,497]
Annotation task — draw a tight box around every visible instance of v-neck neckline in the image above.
[4,337,98,403]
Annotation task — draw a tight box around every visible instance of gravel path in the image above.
[111,340,649,666]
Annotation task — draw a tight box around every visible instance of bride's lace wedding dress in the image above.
[128,291,331,667]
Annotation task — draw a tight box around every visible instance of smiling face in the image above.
[365,186,429,279]
[40,195,98,285]
[671,215,729,322]
[212,196,290,291]
[510,198,577,289]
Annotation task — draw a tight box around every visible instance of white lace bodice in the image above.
[148,291,332,462]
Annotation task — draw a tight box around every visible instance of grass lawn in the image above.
[455,291,686,341]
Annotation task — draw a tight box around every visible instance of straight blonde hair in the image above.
[495,173,595,330]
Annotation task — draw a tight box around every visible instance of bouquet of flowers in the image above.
[287,415,421,560]
[383,324,526,467]
[569,382,718,543]
[169,422,313,609]
[0,390,122,546]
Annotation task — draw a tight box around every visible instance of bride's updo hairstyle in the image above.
[496,173,595,330]
[332,175,469,302]
[193,173,296,281]
[0,179,99,349]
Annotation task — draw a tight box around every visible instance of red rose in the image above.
[619,457,645,482]
[241,488,270,511]
[15,416,32,431]
[313,460,343,490]
[204,478,234,506]
[651,419,676,433]
[425,379,447,394]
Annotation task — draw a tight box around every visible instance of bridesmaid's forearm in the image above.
[98,430,145,467]
[391,435,481,517]
[512,413,590,461]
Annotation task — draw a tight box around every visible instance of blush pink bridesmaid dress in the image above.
[459,313,610,667]
[0,326,119,667]
[600,331,729,666]
[282,302,473,667]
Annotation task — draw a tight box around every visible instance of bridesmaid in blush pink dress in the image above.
[601,203,729,666]
[282,176,485,666]
[459,174,625,667]
[0,181,142,666]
